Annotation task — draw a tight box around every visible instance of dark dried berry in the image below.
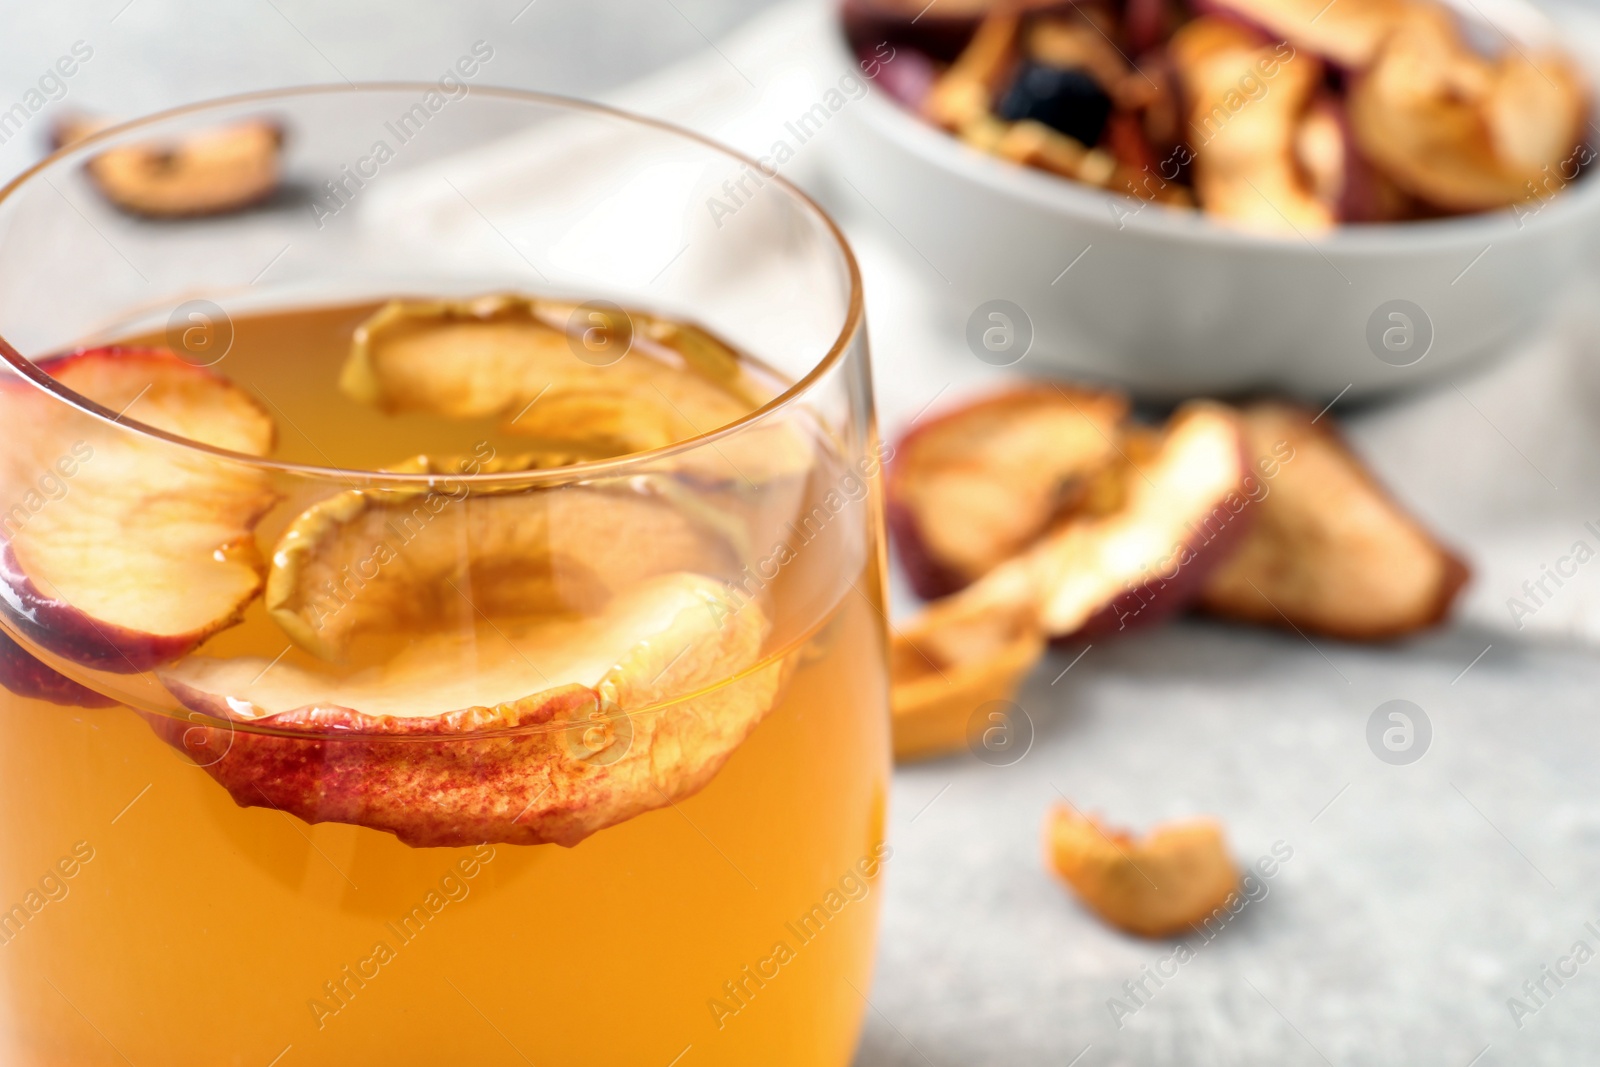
[997,63,1114,146]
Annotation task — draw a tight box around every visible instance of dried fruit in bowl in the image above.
[0,347,276,672]
[886,385,1128,598]
[1046,806,1240,937]
[842,0,1064,64]
[1294,96,1415,222]
[1023,12,1153,113]
[879,0,1591,222]
[925,8,1022,132]
[160,572,785,848]
[998,63,1115,146]
[889,595,1044,761]
[925,5,1191,196]
[55,115,284,218]
[1348,4,1589,212]
[1200,0,1410,68]
[1199,402,1469,639]
[1171,17,1332,232]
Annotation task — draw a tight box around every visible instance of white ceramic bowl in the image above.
[826,9,1600,399]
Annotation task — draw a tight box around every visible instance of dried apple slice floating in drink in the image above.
[1199,402,1469,639]
[1171,17,1331,233]
[340,294,813,484]
[340,296,742,450]
[159,572,783,848]
[1348,6,1589,211]
[55,115,285,218]
[0,347,276,672]
[887,385,1128,599]
[915,403,1250,643]
[1046,806,1239,937]
[266,458,742,662]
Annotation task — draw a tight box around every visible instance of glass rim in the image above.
[0,82,866,487]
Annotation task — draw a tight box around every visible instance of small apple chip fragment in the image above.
[890,600,1044,761]
[1046,806,1239,937]
[159,572,783,848]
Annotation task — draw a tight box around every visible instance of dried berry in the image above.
[996,62,1114,146]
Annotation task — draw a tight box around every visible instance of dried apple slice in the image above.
[887,385,1128,599]
[0,348,275,672]
[1046,806,1239,937]
[341,295,759,455]
[1294,96,1416,222]
[58,117,284,218]
[890,600,1044,761]
[915,402,1250,642]
[1199,403,1468,639]
[340,295,813,486]
[1032,404,1250,637]
[993,119,1120,186]
[159,572,783,848]
[1171,17,1332,233]
[1348,6,1588,211]
[266,461,741,662]
[1200,0,1410,68]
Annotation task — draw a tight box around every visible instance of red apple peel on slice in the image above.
[0,629,117,708]
[159,572,784,848]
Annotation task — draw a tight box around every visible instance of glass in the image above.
[0,86,889,1066]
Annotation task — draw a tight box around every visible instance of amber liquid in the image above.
[0,303,891,1066]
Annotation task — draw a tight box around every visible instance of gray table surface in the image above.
[4,3,1598,1064]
